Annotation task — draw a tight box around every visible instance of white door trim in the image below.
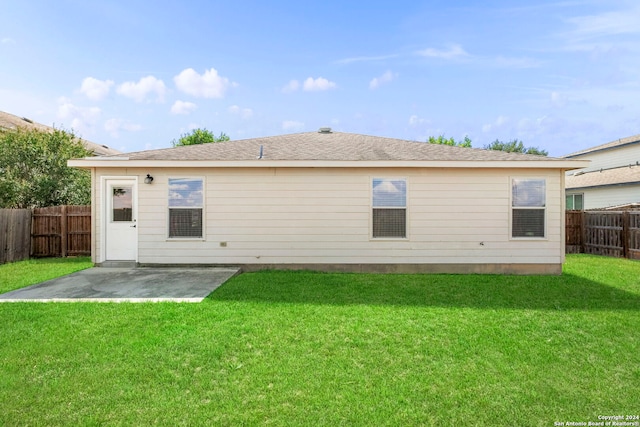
[100,176,139,262]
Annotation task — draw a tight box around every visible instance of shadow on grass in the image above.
[208,271,640,311]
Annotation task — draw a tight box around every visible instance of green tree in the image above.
[428,135,472,148]
[484,139,548,156]
[0,127,92,208]
[171,128,230,147]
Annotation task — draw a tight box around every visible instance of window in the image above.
[168,178,203,238]
[566,193,583,211]
[372,178,407,238]
[512,178,545,238]
[112,186,133,222]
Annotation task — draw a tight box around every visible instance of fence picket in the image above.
[0,209,32,264]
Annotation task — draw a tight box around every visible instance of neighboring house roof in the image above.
[563,133,640,158]
[0,110,120,156]
[566,164,640,190]
[70,130,588,170]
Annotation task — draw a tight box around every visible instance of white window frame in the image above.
[510,177,547,239]
[566,193,584,211]
[167,177,205,240]
[371,177,408,240]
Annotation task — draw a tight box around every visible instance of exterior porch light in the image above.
[144,174,154,184]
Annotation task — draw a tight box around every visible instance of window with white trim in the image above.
[372,178,407,238]
[512,178,545,238]
[168,178,203,238]
[566,193,583,211]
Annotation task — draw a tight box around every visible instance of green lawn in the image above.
[0,255,638,426]
[0,257,93,294]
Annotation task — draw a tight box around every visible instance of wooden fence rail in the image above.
[566,210,640,260]
[0,209,32,264]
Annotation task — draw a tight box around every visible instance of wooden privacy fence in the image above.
[0,209,32,264]
[31,205,91,258]
[566,210,640,259]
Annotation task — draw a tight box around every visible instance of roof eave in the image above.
[566,180,640,190]
[68,158,590,170]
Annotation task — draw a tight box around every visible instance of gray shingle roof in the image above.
[120,131,562,162]
[0,110,120,156]
[563,133,640,158]
[566,164,640,189]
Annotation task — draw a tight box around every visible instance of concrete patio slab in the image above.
[0,267,240,303]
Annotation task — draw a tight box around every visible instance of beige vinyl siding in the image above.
[569,144,640,172]
[93,167,564,265]
[581,186,640,210]
[564,144,640,210]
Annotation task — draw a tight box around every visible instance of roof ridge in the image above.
[106,131,573,162]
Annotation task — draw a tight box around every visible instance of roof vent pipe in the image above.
[257,145,264,159]
[318,127,332,133]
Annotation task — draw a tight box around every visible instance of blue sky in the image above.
[1,1,639,156]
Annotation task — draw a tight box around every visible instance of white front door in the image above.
[105,179,138,261]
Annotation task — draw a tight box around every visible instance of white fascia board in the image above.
[68,157,129,167]
[68,159,591,170]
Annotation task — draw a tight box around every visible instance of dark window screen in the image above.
[512,209,545,238]
[169,209,202,238]
[373,208,406,238]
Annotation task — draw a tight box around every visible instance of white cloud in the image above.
[482,115,510,133]
[170,100,197,115]
[375,180,400,194]
[228,105,253,119]
[56,97,101,133]
[409,115,427,126]
[104,118,143,137]
[282,79,300,93]
[566,7,640,40]
[369,70,397,90]
[174,67,233,98]
[283,77,337,92]
[117,76,166,102]
[416,44,469,59]
[282,120,304,131]
[373,179,406,207]
[1,37,15,44]
[303,77,337,91]
[80,77,114,101]
[550,92,567,108]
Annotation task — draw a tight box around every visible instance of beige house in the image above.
[69,129,587,274]
[563,134,640,210]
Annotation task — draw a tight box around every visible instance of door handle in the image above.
[130,224,137,228]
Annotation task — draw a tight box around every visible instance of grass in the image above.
[0,257,93,294]
[0,255,639,426]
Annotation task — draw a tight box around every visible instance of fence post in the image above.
[622,211,630,259]
[30,210,35,258]
[581,211,587,254]
[577,211,583,252]
[61,205,67,258]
